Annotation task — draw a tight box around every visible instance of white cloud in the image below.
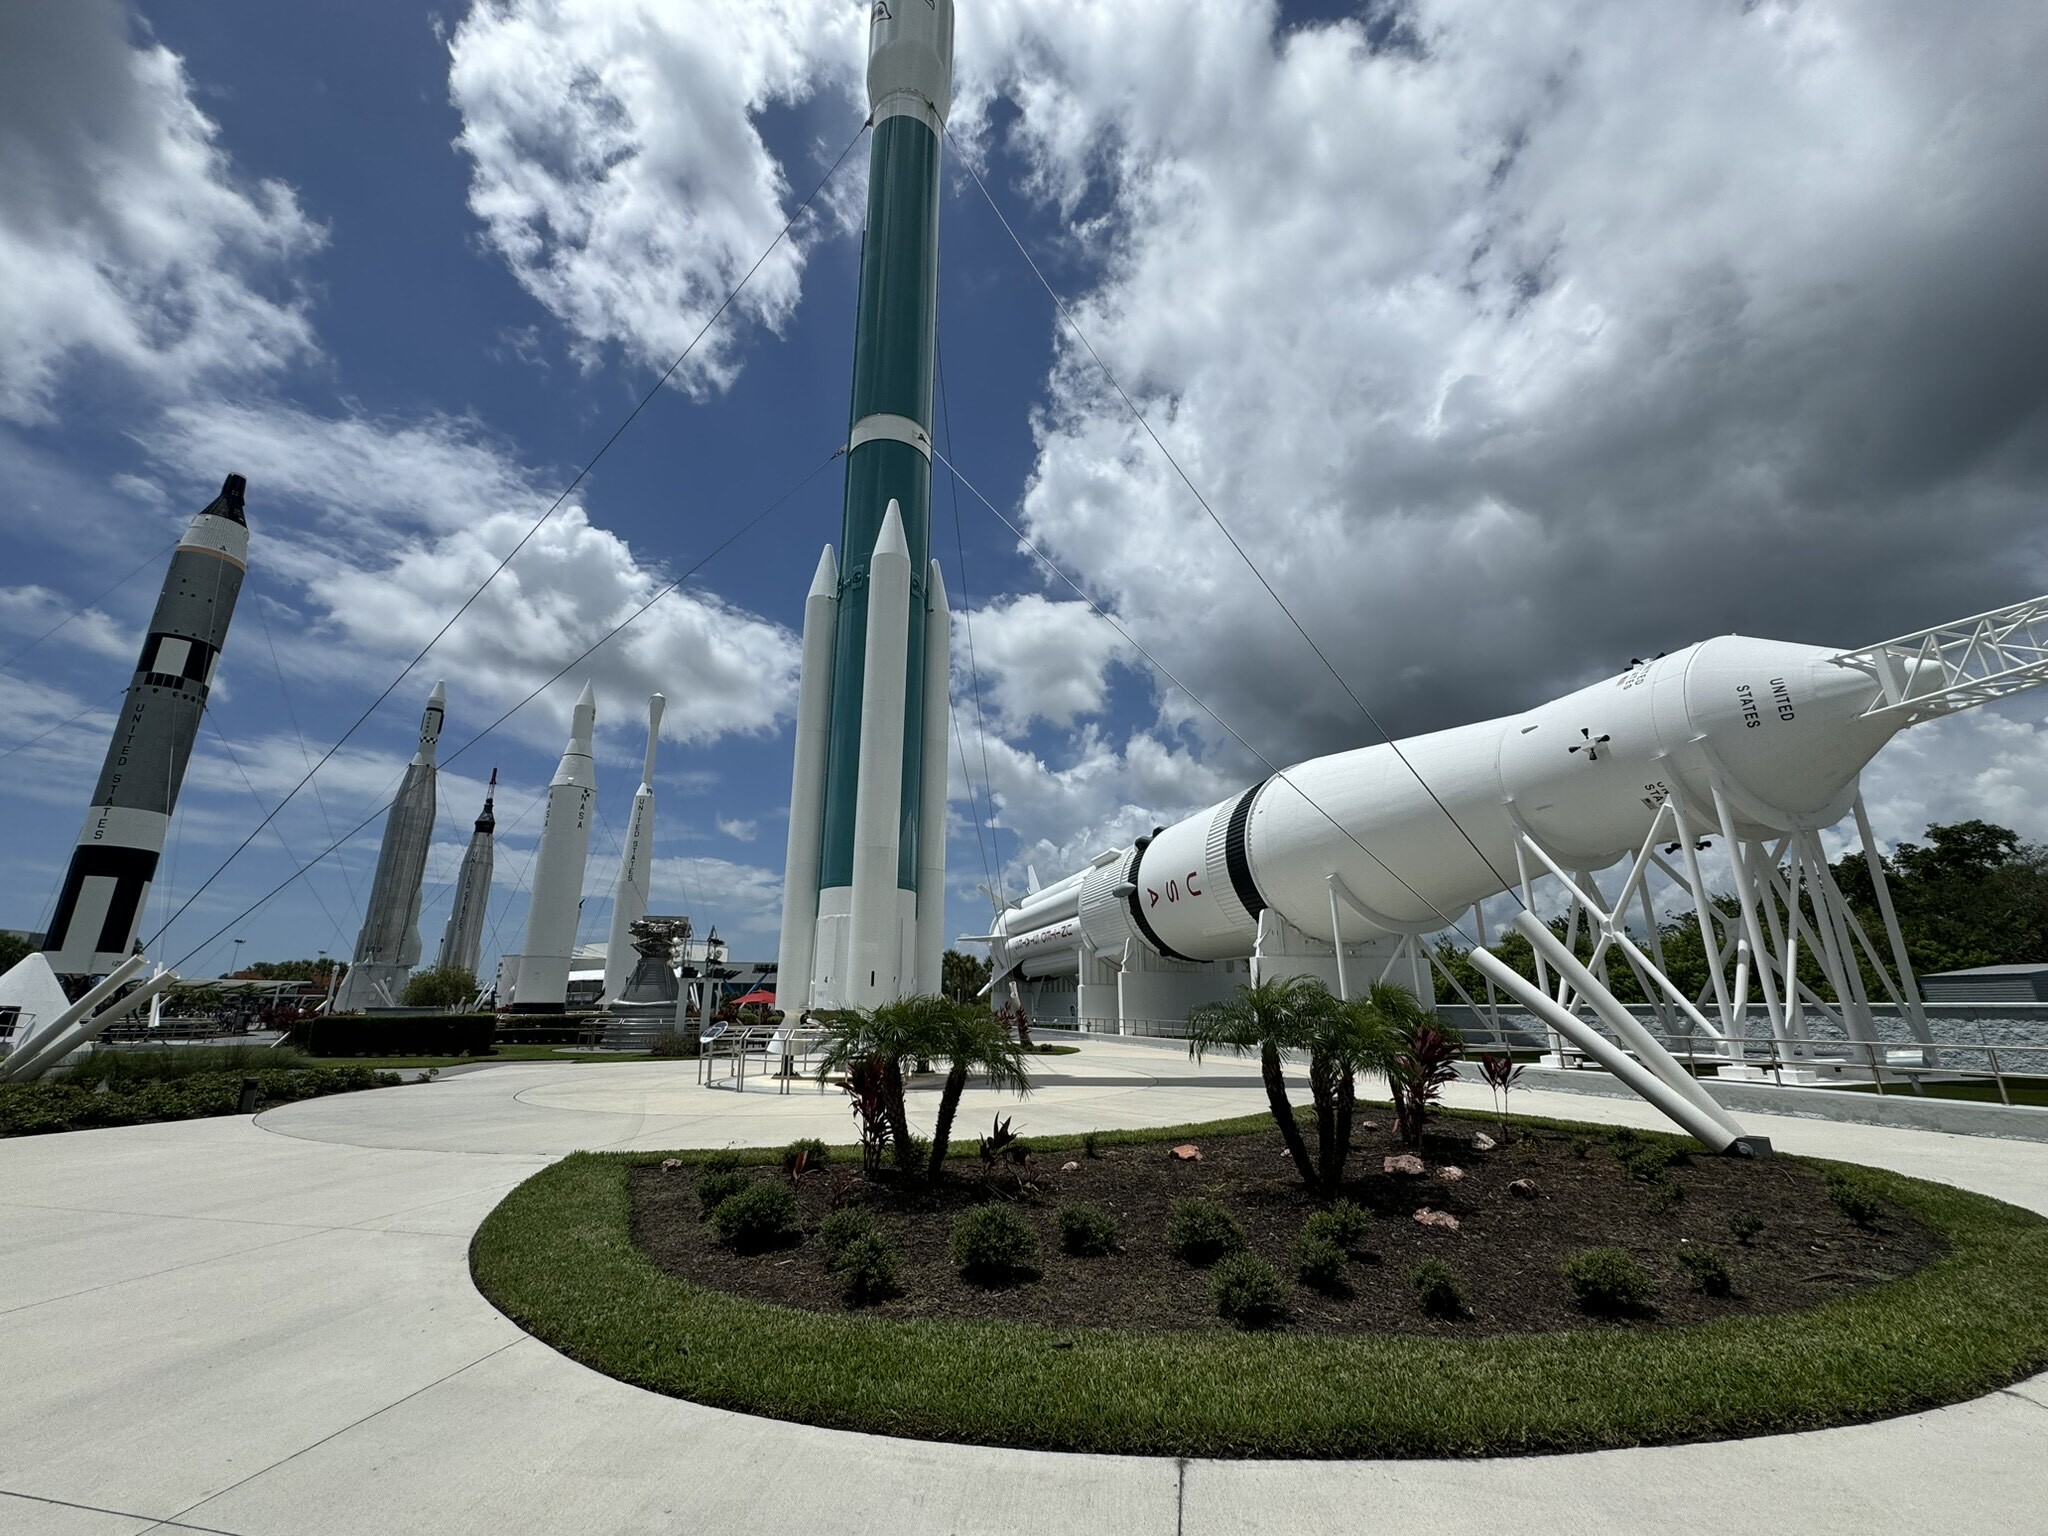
[140,399,803,756]
[0,586,134,664]
[716,815,758,843]
[1857,705,2048,854]
[956,594,1130,731]
[0,2,322,423]
[445,0,864,387]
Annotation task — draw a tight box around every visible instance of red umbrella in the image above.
[733,988,776,1007]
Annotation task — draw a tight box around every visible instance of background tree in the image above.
[240,957,347,986]
[400,966,477,1009]
[941,949,991,1003]
[0,932,32,975]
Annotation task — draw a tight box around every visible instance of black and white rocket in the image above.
[601,695,664,1004]
[775,0,955,1012]
[435,768,496,978]
[335,682,444,1010]
[507,681,597,1013]
[43,475,249,978]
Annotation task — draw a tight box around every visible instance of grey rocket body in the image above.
[509,682,598,1013]
[336,683,445,1011]
[43,475,249,978]
[436,770,496,978]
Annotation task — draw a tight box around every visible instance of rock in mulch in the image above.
[1061,1160,1081,1173]
[1384,1153,1426,1176]
[661,1158,685,1171]
[1437,1166,1465,1182]
[1413,1208,1461,1230]
[1509,1178,1539,1200]
[1473,1133,1498,1152]
[1170,1144,1202,1162]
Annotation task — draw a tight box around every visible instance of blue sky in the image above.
[4,0,2047,979]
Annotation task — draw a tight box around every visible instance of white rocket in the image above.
[987,615,2047,1004]
[508,681,597,1014]
[435,768,496,978]
[778,507,951,1012]
[335,681,444,1011]
[602,694,664,1004]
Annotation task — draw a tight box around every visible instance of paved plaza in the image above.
[2,1038,2045,1534]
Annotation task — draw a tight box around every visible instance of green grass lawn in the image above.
[470,1110,2048,1458]
[1832,1077,2048,1109]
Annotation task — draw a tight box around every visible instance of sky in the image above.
[2,0,2046,980]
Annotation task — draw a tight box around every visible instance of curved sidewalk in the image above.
[0,1040,2042,1535]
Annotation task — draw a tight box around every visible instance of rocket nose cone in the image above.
[875,500,909,560]
[205,474,249,527]
[809,544,839,599]
[577,680,596,707]
[429,680,447,706]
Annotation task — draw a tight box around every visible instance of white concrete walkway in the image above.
[0,1039,2043,1535]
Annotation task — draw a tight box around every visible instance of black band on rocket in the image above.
[1224,778,1269,921]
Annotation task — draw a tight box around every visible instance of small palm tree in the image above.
[1188,975,1326,1187]
[924,1007,1032,1181]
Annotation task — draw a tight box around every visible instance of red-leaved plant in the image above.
[1388,1023,1463,1149]
[1478,1053,1525,1140]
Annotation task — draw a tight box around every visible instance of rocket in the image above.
[335,681,444,1011]
[988,631,1959,988]
[43,474,249,978]
[435,768,496,978]
[775,0,955,1012]
[508,681,597,1013]
[601,694,664,1004]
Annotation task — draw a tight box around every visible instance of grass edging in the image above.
[469,1114,2048,1459]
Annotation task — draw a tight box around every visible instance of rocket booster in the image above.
[602,694,664,1003]
[336,681,444,1010]
[44,475,249,977]
[992,635,1928,980]
[436,769,496,977]
[509,681,597,1013]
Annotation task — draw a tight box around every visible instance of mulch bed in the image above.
[627,1117,1945,1337]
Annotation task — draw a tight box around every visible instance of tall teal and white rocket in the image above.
[778,0,954,1012]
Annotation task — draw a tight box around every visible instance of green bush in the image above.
[949,1205,1039,1284]
[701,1149,743,1175]
[649,1031,700,1059]
[1303,1199,1371,1252]
[1410,1258,1466,1319]
[63,1044,309,1085]
[399,965,477,1009]
[832,1231,899,1305]
[1056,1202,1118,1257]
[1211,1252,1288,1330]
[1291,1234,1348,1293]
[0,1065,394,1138]
[1676,1245,1733,1297]
[1081,1130,1102,1159]
[1730,1211,1765,1246]
[1167,1198,1246,1266]
[1618,1140,1691,1183]
[1646,1181,1686,1214]
[709,1181,799,1252]
[697,1170,748,1215]
[1826,1169,1885,1228]
[784,1136,829,1172]
[300,1013,495,1057]
[818,1207,876,1261]
[1564,1247,1659,1316]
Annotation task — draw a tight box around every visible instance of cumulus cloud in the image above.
[0,2,322,424]
[445,0,864,387]
[956,594,1131,732]
[140,399,803,755]
[716,815,758,842]
[0,586,135,664]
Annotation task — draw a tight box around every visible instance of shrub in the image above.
[1646,1181,1686,1214]
[1564,1247,1658,1316]
[784,1136,829,1172]
[1292,1234,1348,1293]
[818,1207,876,1261]
[1,1066,393,1138]
[300,1012,494,1057]
[1730,1211,1765,1247]
[1410,1258,1466,1319]
[701,1149,743,1175]
[1056,1202,1118,1257]
[1212,1252,1288,1330]
[696,1171,747,1215]
[1676,1245,1733,1297]
[1825,1169,1884,1228]
[649,1031,699,1059]
[1303,1199,1371,1252]
[709,1181,799,1252]
[832,1231,899,1305]
[1167,1198,1246,1266]
[399,965,477,1009]
[1618,1140,1691,1183]
[1569,1136,1593,1159]
[950,1205,1039,1283]
[1081,1130,1102,1159]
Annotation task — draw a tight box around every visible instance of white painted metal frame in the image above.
[1832,593,2048,724]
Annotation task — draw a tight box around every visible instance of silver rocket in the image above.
[508,681,597,1013]
[435,768,496,978]
[44,475,249,978]
[601,694,664,1004]
[335,681,444,1011]
[775,0,956,1012]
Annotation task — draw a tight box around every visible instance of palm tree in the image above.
[923,1007,1032,1180]
[1187,975,1327,1187]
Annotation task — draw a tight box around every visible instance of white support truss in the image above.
[1832,592,2048,724]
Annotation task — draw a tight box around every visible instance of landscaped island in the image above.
[471,1107,2048,1457]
